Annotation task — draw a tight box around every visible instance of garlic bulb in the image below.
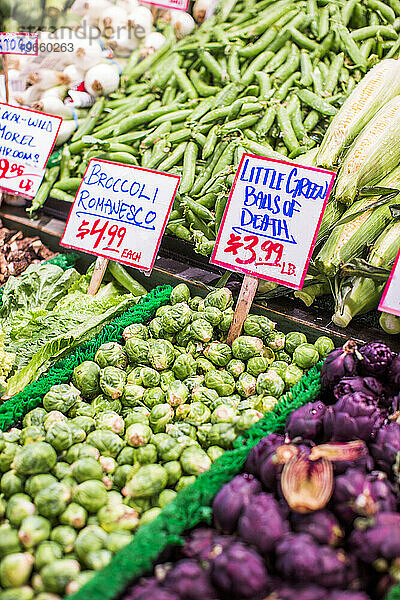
[193,0,213,22]
[127,5,153,34]
[101,5,128,37]
[74,39,104,72]
[170,10,195,39]
[84,62,120,96]
[32,97,75,120]
[108,31,139,57]
[140,31,166,58]
[15,85,43,107]
[83,0,113,26]
[27,69,70,91]
[117,0,139,11]
[42,85,69,100]
[63,64,85,88]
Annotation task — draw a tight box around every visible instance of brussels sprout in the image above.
[156,490,175,509]
[25,474,56,498]
[175,476,197,492]
[171,354,196,381]
[232,336,263,360]
[148,317,164,339]
[218,308,234,333]
[166,380,189,407]
[72,480,108,513]
[65,444,100,464]
[4,429,21,443]
[293,343,320,369]
[207,422,237,449]
[125,423,152,448]
[256,370,285,398]
[189,296,204,310]
[266,330,286,351]
[50,526,76,553]
[91,395,122,415]
[0,525,21,558]
[94,411,124,435]
[191,386,219,406]
[13,443,56,476]
[22,409,46,429]
[284,364,304,389]
[268,360,289,379]
[203,342,232,367]
[18,515,51,548]
[46,422,75,452]
[183,375,205,392]
[254,395,278,413]
[139,507,161,526]
[72,361,100,400]
[113,465,136,490]
[243,314,275,339]
[34,483,71,519]
[134,444,158,465]
[42,385,81,415]
[138,366,160,388]
[35,541,63,571]
[69,403,95,419]
[194,356,213,375]
[161,462,181,488]
[127,367,143,385]
[99,367,126,400]
[185,341,202,358]
[124,337,150,365]
[314,335,334,358]
[273,350,290,364]
[69,417,94,436]
[159,370,175,392]
[204,288,233,311]
[40,559,80,594]
[97,503,139,532]
[285,331,308,354]
[123,323,149,341]
[94,342,128,370]
[151,433,182,462]
[0,588,34,600]
[124,409,149,428]
[122,464,168,498]
[148,340,175,371]
[245,356,269,378]
[5,494,35,528]
[71,458,103,483]
[85,549,112,570]
[1,470,23,497]
[204,370,236,397]
[116,446,135,466]
[236,372,257,398]
[43,412,66,432]
[190,319,213,343]
[106,531,132,553]
[201,306,223,326]
[175,324,192,348]
[210,395,241,411]
[0,553,34,588]
[74,525,107,561]
[149,404,174,434]
[0,443,17,474]
[65,570,95,595]
[226,359,246,379]
[170,283,190,305]
[207,446,225,462]
[180,446,211,476]
[160,303,192,334]
[121,384,145,408]
[59,502,88,530]
[211,404,238,424]
[0,497,5,519]
[86,430,125,459]
[141,387,164,410]
[176,401,211,426]
[235,409,263,432]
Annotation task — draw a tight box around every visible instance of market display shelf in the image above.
[2,205,399,352]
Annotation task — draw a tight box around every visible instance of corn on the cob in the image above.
[379,312,400,335]
[317,59,400,169]
[334,95,400,205]
[332,221,400,327]
[294,281,331,307]
[315,200,346,245]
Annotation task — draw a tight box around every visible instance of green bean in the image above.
[254,105,276,136]
[197,192,217,209]
[202,125,220,160]
[296,89,338,115]
[335,21,368,70]
[214,82,241,107]
[238,27,277,58]
[366,0,396,23]
[277,105,300,153]
[162,86,176,105]
[303,110,320,131]
[324,53,344,94]
[50,188,75,203]
[116,105,181,135]
[185,208,215,240]
[341,0,359,26]
[213,141,236,175]
[200,104,233,124]
[255,71,272,100]
[289,96,308,143]
[181,197,214,222]
[191,131,207,148]
[53,177,81,192]
[307,0,319,37]
[189,70,221,97]
[241,49,274,86]
[151,109,193,127]
[274,72,300,101]
[311,30,333,59]
[266,26,292,53]
[389,0,400,15]
[168,128,192,144]
[227,46,241,82]
[219,114,259,133]
[215,194,229,233]
[351,25,398,41]
[60,146,70,180]
[126,32,174,82]
[199,51,228,82]
[242,139,288,161]
[192,141,228,196]
[317,5,329,39]
[166,222,192,241]
[98,152,139,166]
[299,50,313,86]
[71,98,105,142]
[180,141,198,194]
[141,122,172,149]
[312,65,324,96]
[273,44,300,83]
[288,27,319,51]
[240,101,264,115]
[237,1,295,38]
[158,142,188,172]
[243,128,258,141]
[189,97,216,123]
[386,35,400,57]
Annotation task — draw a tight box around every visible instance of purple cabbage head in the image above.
[323,392,386,442]
[334,377,384,401]
[244,433,285,478]
[328,592,371,600]
[128,579,179,600]
[387,356,400,389]
[358,342,393,376]
[332,469,397,524]
[183,528,234,562]
[272,583,329,600]
[290,510,344,547]
[349,512,400,564]
[321,340,360,390]
[163,559,218,600]
[237,492,289,556]
[210,541,271,599]
[212,473,261,534]
[285,401,327,442]
[370,422,400,476]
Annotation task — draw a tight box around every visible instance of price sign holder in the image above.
[378,247,400,317]
[0,33,38,102]
[211,153,336,343]
[144,0,189,10]
[60,158,180,293]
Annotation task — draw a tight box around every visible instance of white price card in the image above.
[379,249,400,317]
[0,103,61,199]
[0,33,38,55]
[211,154,336,290]
[60,159,180,273]
[144,0,189,10]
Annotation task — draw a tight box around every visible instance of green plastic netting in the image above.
[0,285,173,431]
[67,361,323,600]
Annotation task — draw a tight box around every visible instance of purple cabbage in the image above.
[328,592,371,600]
[244,433,285,478]
[163,559,218,600]
[290,510,344,547]
[369,422,400,476]
[183,528,233,562]
[271,583,329,600]
[128,579,179,600]
[387,356,400,388]
[212,473,261,534]
[210,541,271,599]
[333,377,384,401]
[358,342,393,376]
[349,512,400,564]
[237,492,289,556]
[323,392,386,442]
[332,469,397,524]
[321,340,360,389]
[285,401,327,441]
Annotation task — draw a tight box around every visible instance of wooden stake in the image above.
[227,275,259,345]
[2,54,9,103]
[87,257,109,295]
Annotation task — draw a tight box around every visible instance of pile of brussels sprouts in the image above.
[0,284,334,600]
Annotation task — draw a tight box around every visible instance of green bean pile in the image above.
[43,0,400,254]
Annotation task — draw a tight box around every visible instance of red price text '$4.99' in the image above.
[0,159,35,193]
[223,233,297,277]
[76,218,127,253]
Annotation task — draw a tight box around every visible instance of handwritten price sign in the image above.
[211,154,336,290]
[60,159,180,272]
[379,248,400,317]
[145,0,189,10]
[0,103,61,199]
[0,33,38,55]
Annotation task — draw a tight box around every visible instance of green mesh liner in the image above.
[0,285,173,432]
[68,361,323,600]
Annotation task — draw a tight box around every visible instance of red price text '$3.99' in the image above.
[76,218,127,252]
[0,159,34,193]
[223,233,296,277]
